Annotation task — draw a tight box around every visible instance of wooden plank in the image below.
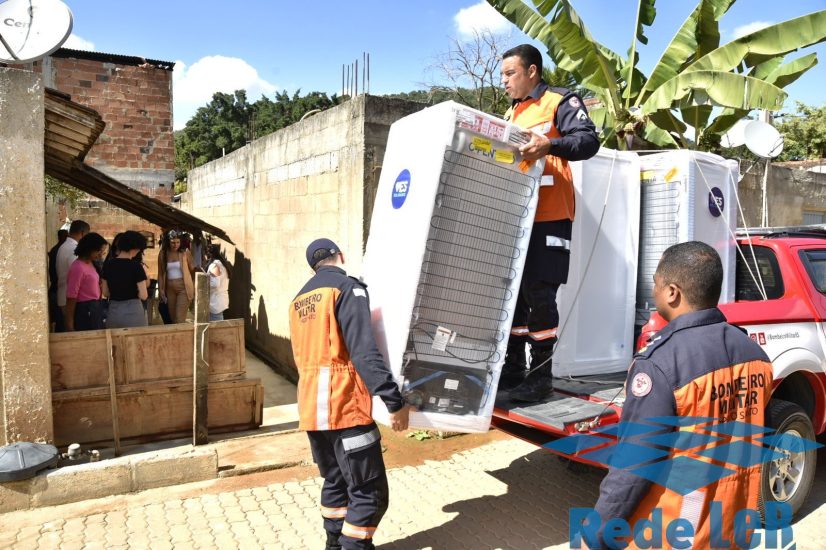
[105,330,121,456]
[44,111,97,138]
[193,273,209,445]
[52,378,263,447]
[44,119,90,143]
[51,372,248,402]
[50,330,113,390]
[45,131,87,152]
[50,321,246,391]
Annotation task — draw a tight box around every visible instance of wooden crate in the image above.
[52,378,263,447]
[49,319,263,446]
[50,319,246,391]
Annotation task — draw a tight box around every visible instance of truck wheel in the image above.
[760,399,817,520]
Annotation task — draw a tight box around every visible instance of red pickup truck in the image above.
[493,226,826,516]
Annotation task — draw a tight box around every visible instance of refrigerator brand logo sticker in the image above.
[708,187,724,217]
[392,169,411,209]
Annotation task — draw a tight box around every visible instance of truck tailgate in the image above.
[492,373,627,450]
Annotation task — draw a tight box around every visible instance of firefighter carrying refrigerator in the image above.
[498,44,600,402]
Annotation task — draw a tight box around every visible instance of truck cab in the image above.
[493,226,826,516]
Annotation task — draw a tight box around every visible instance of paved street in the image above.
[1,437,824,549]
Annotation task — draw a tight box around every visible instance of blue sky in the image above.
[60,0,826,129]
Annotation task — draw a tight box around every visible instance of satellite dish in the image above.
[721,119,751,148]
[744,120,784,159]
[0,0,73,63]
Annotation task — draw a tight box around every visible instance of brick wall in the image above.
[37,50,176,277]
[179,95,425,378]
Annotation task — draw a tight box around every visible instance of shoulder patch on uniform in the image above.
[569,96,581,108]
[576,109,588,121]
[348,275,368,289]
[352,288,366,298]
[630,372,653,397]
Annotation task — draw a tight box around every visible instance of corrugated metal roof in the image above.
[43,89,233,243]
[52,48,175,70]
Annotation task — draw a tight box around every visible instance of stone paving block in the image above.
[0,439,822,550]
[131,448,217,492]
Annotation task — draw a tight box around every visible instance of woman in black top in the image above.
[101,231,149,328]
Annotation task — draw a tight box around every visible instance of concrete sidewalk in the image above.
[1,438,824,549]
[0,352,310,514]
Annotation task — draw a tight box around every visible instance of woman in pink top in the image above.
[65,233,109,332]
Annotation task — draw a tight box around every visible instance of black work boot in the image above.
[509,346,554,403]
[325,531,342,550]
[498,340,527,391]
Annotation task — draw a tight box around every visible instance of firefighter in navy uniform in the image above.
[288,238,412,550]
[593,242,773,549]
[497,44,600,402]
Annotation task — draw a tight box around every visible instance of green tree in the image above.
[488,0,826,149]
[45,174,85,207]
[776,102,826,161]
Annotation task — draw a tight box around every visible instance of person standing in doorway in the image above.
[101,230,149,329]
[289,238,412,550]
[157,230,195,323]
[65,233,108,332]
[56,220,90,332]
[498,44,599,402]
[48,229,68,332]
[206,244,230,321]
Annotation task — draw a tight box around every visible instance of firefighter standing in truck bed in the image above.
[593,242,773,548]
[288,238,412,550]
[498,44,600,402]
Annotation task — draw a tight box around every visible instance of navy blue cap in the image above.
[306,238,340,268]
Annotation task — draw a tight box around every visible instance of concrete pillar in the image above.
[0,68,54,444]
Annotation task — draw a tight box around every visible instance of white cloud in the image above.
[62,34,95,51]
[454,1,511,38]
[732,21,774,40]
[172,55,278,129]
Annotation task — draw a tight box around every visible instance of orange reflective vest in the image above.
[288,266,403,431]
[595,308,773,549]
[506,87,574,222]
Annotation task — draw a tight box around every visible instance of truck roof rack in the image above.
[736,225,826,239]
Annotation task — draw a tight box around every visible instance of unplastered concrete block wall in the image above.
[183,95,424,377]
[737,162,826,227]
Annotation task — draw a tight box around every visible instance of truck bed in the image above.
[492,372,627,450]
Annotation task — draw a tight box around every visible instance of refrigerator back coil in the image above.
[402,144,536,414]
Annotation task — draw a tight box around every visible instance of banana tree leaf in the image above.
[706,108,749,135]
[766,53,818,88]
[750,56,784,80]
[636,0,736,105]
[621,67,647,100]
[643,122,680,148]
[648,109,688,134]
[689,11,826,73]
[681,105,714,131]
[695,0,736,58]
[543,0,622,106]
[487,0,557,51]
[633,0,657,45]
[641,71,787,114]
[587,106,610,132]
